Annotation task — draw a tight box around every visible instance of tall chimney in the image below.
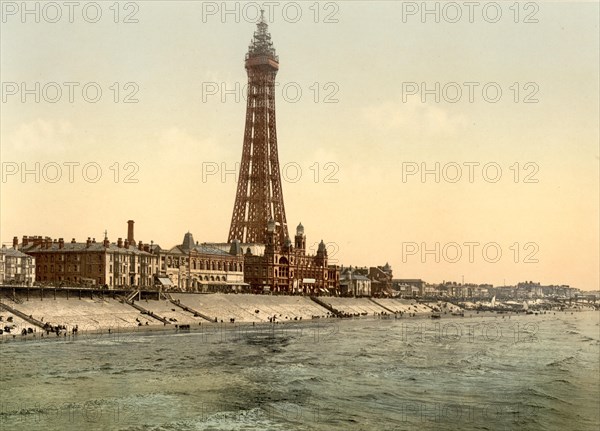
[127,220,135,244]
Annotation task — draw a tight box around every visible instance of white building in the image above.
[340,267,371,297]
[0,245,36,286]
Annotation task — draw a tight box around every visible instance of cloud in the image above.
[2,119,74,156]
[363,100,468,137]
[154,127,232,166]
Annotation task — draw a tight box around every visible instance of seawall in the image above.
[0,287,456,340]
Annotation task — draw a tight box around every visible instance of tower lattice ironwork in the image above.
[228,13,288,245]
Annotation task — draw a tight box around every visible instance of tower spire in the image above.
[228,20,288,245]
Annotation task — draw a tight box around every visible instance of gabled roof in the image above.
[0,247,32,258]
[340,272,371,281]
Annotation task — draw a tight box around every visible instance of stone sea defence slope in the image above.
[318,297,391,315]
[0,307,30,330]
[134,298,207,325]
[171,293,330,323]
[371,298,433,314]
[2,291,157,333]
[1,291,465,340]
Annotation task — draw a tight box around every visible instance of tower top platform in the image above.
[245,10,279,68]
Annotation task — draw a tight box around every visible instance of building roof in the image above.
[181,232,195,250]
[166,244,233,257]
[340,272,370,281]
[0,246,32,258]
[21,242,153,256]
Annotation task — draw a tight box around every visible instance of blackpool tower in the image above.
[228,12,288,245]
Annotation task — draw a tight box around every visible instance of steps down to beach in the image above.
[370,299,433,314]
[0,302,45,328]
[129,298,208,325]
[5,291,156,332]
[117,296,172,325]
[316,297,390,316]
[171,293,331,323]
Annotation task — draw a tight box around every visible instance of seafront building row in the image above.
[4,220,397,296]
[0,221,582,300]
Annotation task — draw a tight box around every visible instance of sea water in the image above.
[0,311,598,430]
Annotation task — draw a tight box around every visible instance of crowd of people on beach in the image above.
[0,321,76,338]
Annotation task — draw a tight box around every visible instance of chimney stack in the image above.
[71,238,76,243]
[117,238,123,248]
[138,241,143,250]
[86,237,91,248]
[13,236,18,248]
[22,236,28,247]
[127,220,135,244]
[124,239,129,249]
[58,238,64,249]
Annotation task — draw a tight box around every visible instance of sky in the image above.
[1,1,598,290]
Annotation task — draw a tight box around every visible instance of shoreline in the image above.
[1,308,588,344]
[2,288,595,344]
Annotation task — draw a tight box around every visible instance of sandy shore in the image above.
[4,290,570,344]
[0,292,466,343]
[0,311,467,343]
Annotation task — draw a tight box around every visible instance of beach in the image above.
[1,290,465,342]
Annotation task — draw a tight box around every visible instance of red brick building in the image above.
[243,221,339,294]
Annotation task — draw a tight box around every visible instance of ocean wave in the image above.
[546,356,576,368]
[520,387,570,404]
[111,368,156,375]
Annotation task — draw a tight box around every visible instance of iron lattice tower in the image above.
[228,13,288,245]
